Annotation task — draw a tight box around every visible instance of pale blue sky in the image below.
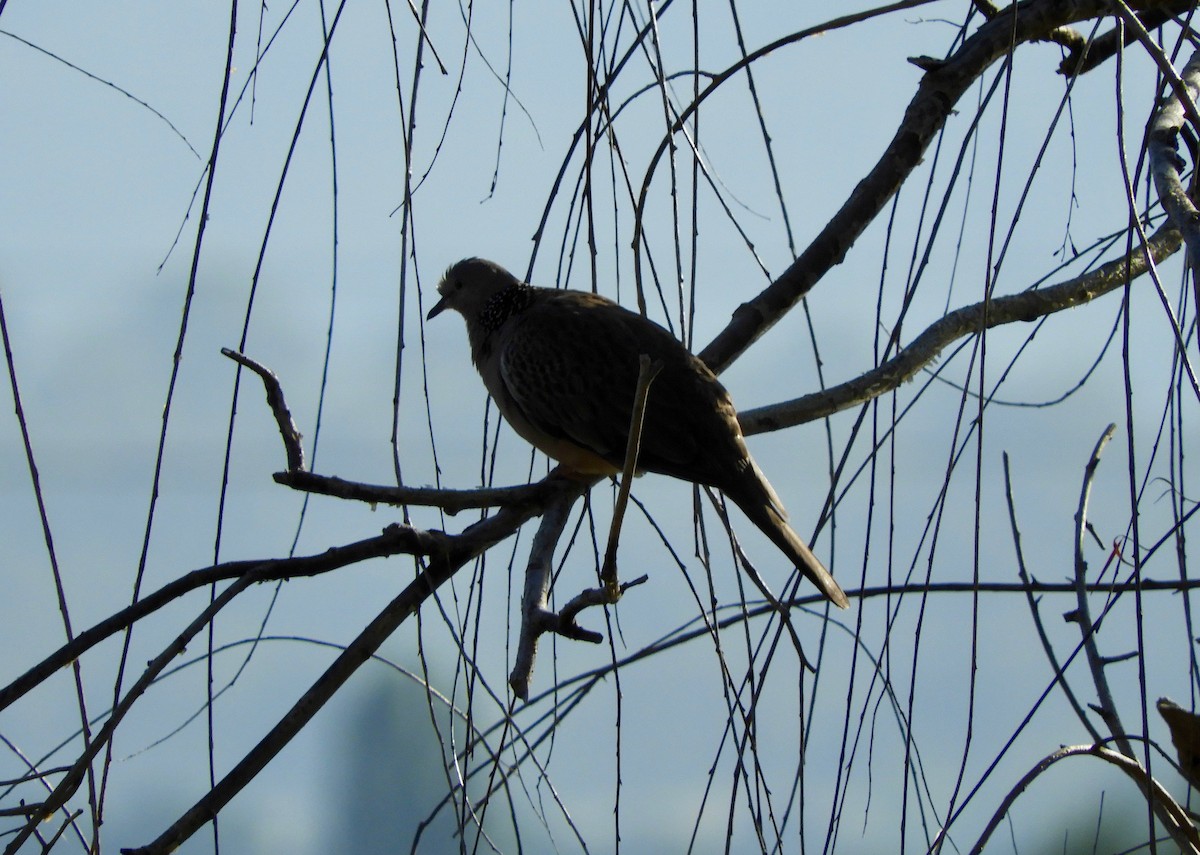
[1,2,1193,852]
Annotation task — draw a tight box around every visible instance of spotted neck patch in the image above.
[477,282,534,333]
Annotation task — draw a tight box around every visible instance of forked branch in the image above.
[509,356,661,700]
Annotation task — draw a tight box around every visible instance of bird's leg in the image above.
[600,355,663,600]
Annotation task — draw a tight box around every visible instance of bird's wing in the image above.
[498,296,643,465]
[499,293,749,479]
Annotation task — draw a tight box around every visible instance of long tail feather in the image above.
[728,487,850,610]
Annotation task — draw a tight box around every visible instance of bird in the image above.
[427,257,849,609]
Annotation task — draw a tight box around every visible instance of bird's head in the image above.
[427,258,521,322]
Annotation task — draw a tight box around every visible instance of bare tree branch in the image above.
[1058,1,1191,75]
[10,573,263,853]
[692,0,1181,374]
[222,348,306,472]
[738,221,1180,433]
[10,3,1197,851]
[966,743,1200,855]
[1063,425,1129,749]
[0,523,446,714]
[274,468,557,513]
[123,477,583,855]
[1149,46,1200,274]
[509,355,661,700]
[1002,451,1105,743]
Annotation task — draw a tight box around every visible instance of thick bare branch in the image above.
[0,524,445,713]
[1058,0,1192,75]
[509,494,578,700]
[126,476,584,854]
[738,221,1180,433]
[510,356,662,700]
[1149,47,1200,272]
[274,468,556,513]
[692,0,1181,375]
[971,0,1091,55]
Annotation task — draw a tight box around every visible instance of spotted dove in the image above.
[427,257,849,609]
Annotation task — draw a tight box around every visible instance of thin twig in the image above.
[1109,1,1200,131]
[1002,452,1103,742]
[702,487,815,670]
[601,355,663,595]
[1066,425,1129,750]
[967,743,1200,855]
[222,348,305,472]
[0,28,203,159]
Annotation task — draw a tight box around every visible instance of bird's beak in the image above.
[427,294,449,320]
